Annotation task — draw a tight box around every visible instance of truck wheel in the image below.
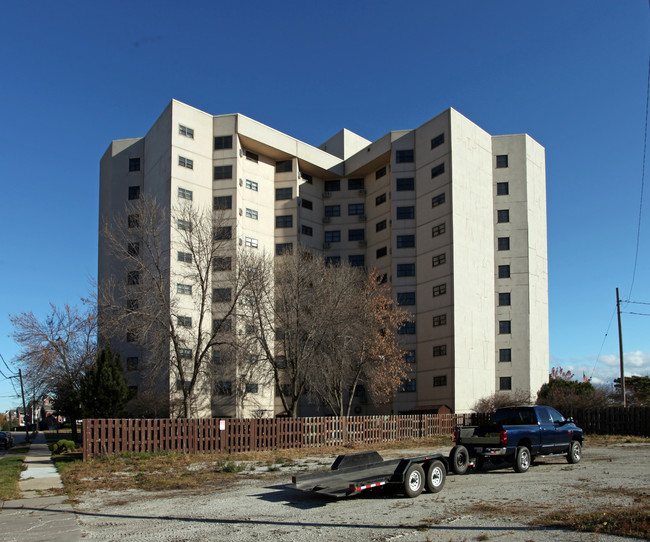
[450,445,469,474]
[424,460,446,493]
[403,464,425,498]
[514,446,530,473]
[567,441,581,464]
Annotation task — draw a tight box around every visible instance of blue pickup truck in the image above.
[449,405,583,474]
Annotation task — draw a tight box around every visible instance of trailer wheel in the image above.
[403,464,425,498]
[424,460,446,493]
[450,445,469,474]
[567,441,581,464]
[513,446,530,473]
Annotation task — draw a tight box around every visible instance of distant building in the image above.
[99,100,548,416]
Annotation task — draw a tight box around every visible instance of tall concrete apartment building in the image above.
[99,99,548,416]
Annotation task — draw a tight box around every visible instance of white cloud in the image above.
[550,350,650,386]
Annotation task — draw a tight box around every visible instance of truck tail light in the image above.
[500,429,508,445]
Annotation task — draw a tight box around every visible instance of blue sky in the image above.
[1,1,649,412]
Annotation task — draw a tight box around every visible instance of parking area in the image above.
[72,443,649,541]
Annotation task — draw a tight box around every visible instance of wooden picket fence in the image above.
[82,407,650,460]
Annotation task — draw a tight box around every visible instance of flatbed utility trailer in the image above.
[290,451,448,498]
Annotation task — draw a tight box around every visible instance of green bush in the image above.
[52,440,77,454]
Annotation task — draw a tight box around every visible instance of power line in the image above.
[589,304,617,381]
[625,311,650,316]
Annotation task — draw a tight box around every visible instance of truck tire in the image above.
[450,445,469,474]
[403,464,425,498]
[567,440,581,464]
[424,460,446,493]
[513,446,531,473]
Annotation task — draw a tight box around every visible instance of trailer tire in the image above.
[567,440,581,464]
[424,460,446,493]
[450,445,469,474]
[403,464,425,498]
[514,446,531,473]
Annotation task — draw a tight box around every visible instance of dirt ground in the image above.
[73,442,650,541]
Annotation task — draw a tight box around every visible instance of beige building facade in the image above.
[99,100,548,416]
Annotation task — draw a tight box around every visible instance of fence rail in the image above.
[82,407,650,460]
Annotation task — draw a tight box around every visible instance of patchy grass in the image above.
[0,454,27,501]
[585,434,650,445]
[533,507,649,539]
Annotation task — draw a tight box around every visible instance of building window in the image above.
[245,150,259,163]
[324,230,341,243]
[376,193,387,206]
[497,209,510,223]
[378,273,388,284]
[433,375,447,387]
[376,246,387,259]
[498,265,511,278]
[324,179,340,192]
[127,242,139,257]
[214,226,232,240]
[179,348,192,359]
[276,160,293,173]
[177,316,192,327]
[245,179,258,191]
[214,196,232,210]
[433,345,447,356]
[432,223,446,237]
[496,155,509,168]
[431,133,444,149]
[301,225,313,236]
[246,383,259,394]
[396,206,415,219]
[432,253,446,267]
[404,350,416,363]
[396,149,414,163]
[376,219,387,232]
[397,235,415,248]
[499,377,512,390]
[348,203,365,216]
[215,381,232,395]
[177,284,192,295]
[399,379,416,392]
[178,251,192,263]
[129,158,140,172]
[325,256,341,266]
[213,288,232,302]
[397,263,415,277]
[302,198,313,210]
[349,254,365,267]
[499,349,512,362]
[128,214,139,228]
[245,208,258,220]
[128,186,140,200]
[433,314,447,327]
[397,292,415,305]
[126,356,139,370]
[127,271,140,285]
[275,187,292,200]
[214,165,233,179]
[245,237,258,248]
[214,319,232,333]
[126,329,137,342]
[498,237,510,251]
[126,299,138,312]
[376,166,387,180]
[276,215,293,228]
[433,283,447,297]
[214,135,233,150]
[178,187,193,201]
[178,156,193,169]
[325,205,341,217]
[497,182,509,195]
[499,292,511,306]
[178,219,191,232]
[432,193,445,208]
[348,178,364,190]
[213,256,232,271]
[396,177,414,191]
[398,321,416,335]
[276,243,293,255]
[301,172,313,183]
[499,320,511,334]
[348,228,365,241]
[431,163,445,178]
[179,125,194,138]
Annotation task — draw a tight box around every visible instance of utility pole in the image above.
[616,288,626,407]
[18,369,30,443]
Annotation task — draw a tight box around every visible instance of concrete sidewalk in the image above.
[1,432,83,542]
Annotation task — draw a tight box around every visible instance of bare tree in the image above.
[99,195,250,418]
[473,390,533,413]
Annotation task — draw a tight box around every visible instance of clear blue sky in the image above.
[1,1,648,412]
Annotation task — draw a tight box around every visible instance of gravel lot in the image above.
[74,443,650,541]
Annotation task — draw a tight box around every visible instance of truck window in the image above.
[547,407,565,424]
[536,407,553,424]
[493,408,537,425]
